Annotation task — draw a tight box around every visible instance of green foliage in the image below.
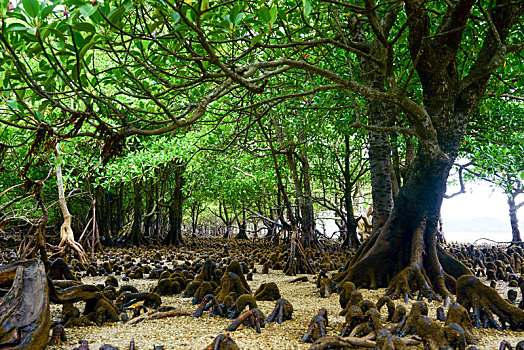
[465,99,524,195]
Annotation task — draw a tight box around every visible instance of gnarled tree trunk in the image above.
[55,143,89,265]
[335,0,523,300]
[336,153,470,299]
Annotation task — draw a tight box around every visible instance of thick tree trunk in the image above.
[163,165,185,246]
[335,152,471,299]
[368,100,394,233]
[508,195,522,242]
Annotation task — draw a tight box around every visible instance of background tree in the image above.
[464,99,524,242]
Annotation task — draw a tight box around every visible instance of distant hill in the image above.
[443,216,521,233]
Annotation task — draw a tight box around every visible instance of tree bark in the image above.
[235,203,248,239]
[95,186,114,246]
[342,134,360,249]
[55,143,89,264]
[368,100,394,233]
[508,194,522,242]
[336,152,469,299]
[163,164,185,246]
[129,181,143,245]
[287,149,316,246]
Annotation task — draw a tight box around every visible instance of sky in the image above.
[441,182,524,243]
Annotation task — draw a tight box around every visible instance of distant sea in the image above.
[443,216,521,243]
[444,231,514,244]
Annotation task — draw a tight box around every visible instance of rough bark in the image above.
[335,153,466,299]
[95,186,114,246]
[368,99,394,233]
[163,165,185,246]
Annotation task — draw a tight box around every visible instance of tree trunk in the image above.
[300,152,317,246]
[342,134,360,249]
[336,152,472,299]
[55,143,89,264]
[235,203,248,239]
[368,101,394,233]
[287,150,316,246]
[129,181,143,245]
[95,187,113,246]
[163,165,185,246]
[508,194,522,242]
[144,181,154,239]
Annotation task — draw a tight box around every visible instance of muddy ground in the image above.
[48,258,523,349]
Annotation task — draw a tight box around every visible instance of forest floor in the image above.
[47,255,523,350]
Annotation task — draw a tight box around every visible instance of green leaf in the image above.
[269,5,277,25]
[40,5,56,19]
[79,34,99,60]
[186,8,195,23]
[79,4,97,18]
[250,33,263,47]
[73,22,96,33]
[257,7,270,23]
[6,101,19,111]
[170,11,180,24]
[234,12,244,25]
[38,100,52,112]
[107,7,125,23]
[5,23,28,32]
[201,0,209,11]
[22,0,39,18]
[302,0,312,17]
[6,11,24,24]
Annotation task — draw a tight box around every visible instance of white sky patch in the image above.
[442,183,511,220]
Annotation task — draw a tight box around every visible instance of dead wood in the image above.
[0,259,50,350]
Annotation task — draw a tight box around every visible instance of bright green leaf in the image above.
[302,0,312,17]
[22,0,39,18]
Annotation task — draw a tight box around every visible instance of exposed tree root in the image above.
[308,335,376,349]
[127,307,190,325]
[456,275,524,330]
[445,302,477,345]
[386,266,441,303]
[48,280,119,327]
[334,214,466,306]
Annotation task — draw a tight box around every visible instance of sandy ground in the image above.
[49,265,524,350]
